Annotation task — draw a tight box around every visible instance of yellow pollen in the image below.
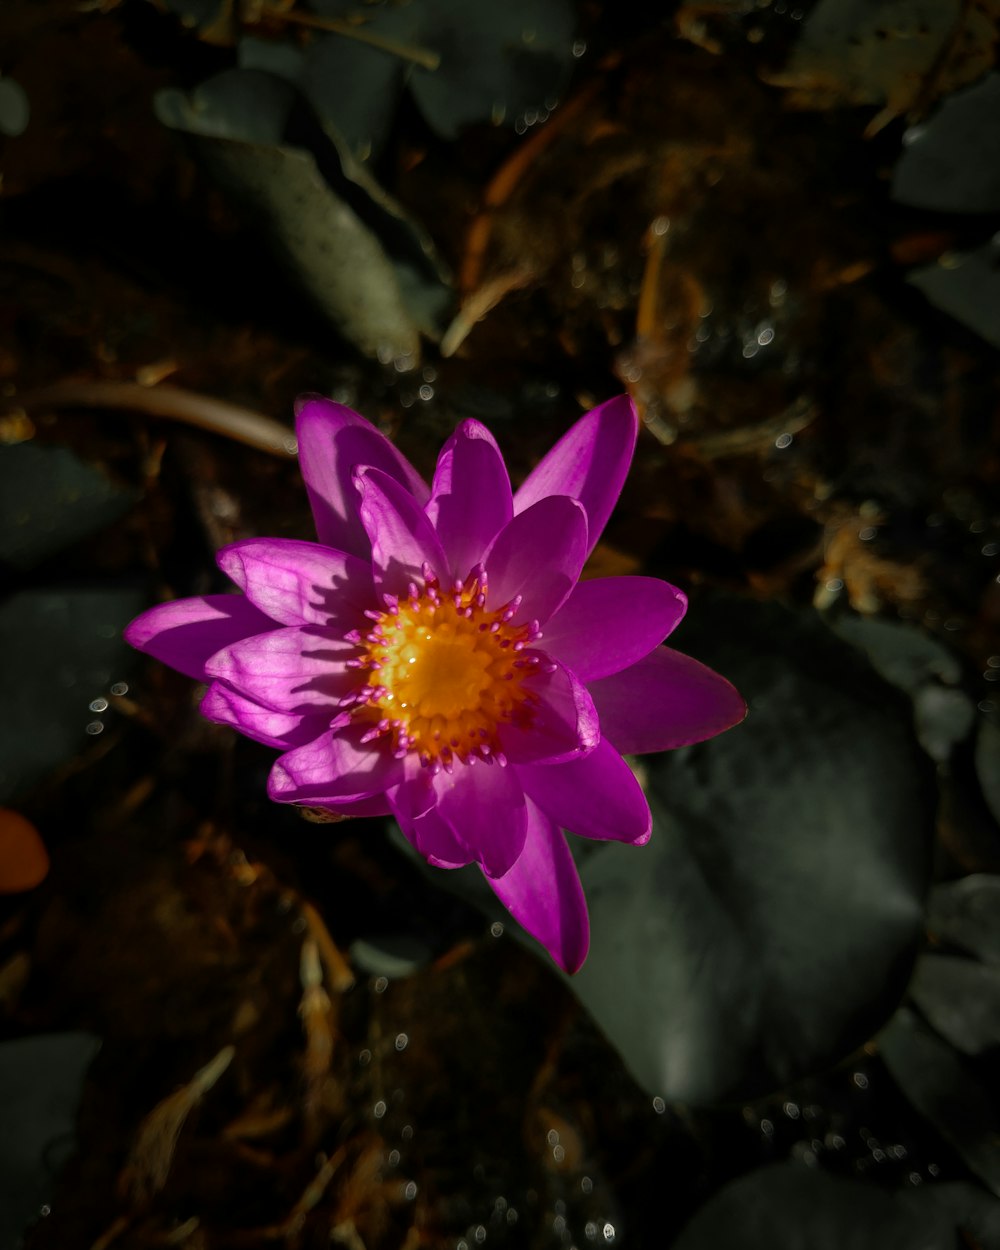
[349,570,541,770]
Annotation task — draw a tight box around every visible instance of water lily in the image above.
[126,395,744,971]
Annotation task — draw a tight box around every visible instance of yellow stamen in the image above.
[349,569,540,770]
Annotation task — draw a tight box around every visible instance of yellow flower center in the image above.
[346,568,541,770]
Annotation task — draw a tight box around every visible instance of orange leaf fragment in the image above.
[0,808,50,893]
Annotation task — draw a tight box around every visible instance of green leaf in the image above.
[0,1032,101,1250]
[909,242,1000,350]
[892,73,1000,213]
[910,952,1000,1055]
[975,717,1000,829]
[0,587,145,801]
[155,69,452,361]
[879,1006,1000,1196]
[409,0,576,138]
[928,874,1000,966]
[0,442,137,572]
[673,1161,1000,1250]
[569,598,932,1103]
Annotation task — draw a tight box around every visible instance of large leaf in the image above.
[570,598,932,1103]
[0,1032,101,1250]
[673,1161,1000,1250]
[0,442,137,572]
[0,587,145,801]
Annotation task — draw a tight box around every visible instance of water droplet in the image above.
[395,1032,409,1051]
[373,1099,387,1119]
[652,1096,665,1114]
[85,720,104,736]
[775,432,793,450]
[89,697,108,713]
[404,1180,418,1200]
[490,921,504,938]
[572,39,587,56]
[853,1071,869,1089]
[374,976,389,993]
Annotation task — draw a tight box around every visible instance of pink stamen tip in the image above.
[344,629,361,643]
[512,640,525,651]
[360,729,380,744]
[495,752,508,767]
[544,662,557,673]
[346,659,363,669]
[489,622,501,634]
[364,609,383,621]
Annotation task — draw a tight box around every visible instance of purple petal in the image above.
[217,538,374,628]
[205,626,359,714]
[513,395,638,557]
[425,420,513,581]
[588,646,746,754]
[355,466,449,594]
[390,773,473,868]
[541,576,687,681]
[124,594,277,681]
[518,738,651,844]
[295,395,429,558]
[483,496,588,625]
[498,659,600,765]
[431,761,527,879]
[268,722,403,805]
[485,796,589,974]
[200,681,325,749]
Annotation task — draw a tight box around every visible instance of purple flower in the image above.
[125,395,744,971]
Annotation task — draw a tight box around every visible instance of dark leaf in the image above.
[910,952,1000,1055]
[928,874,1000,965]
[0,587,145,801]
[408,0,577,138]
[879,1006,1000,1196]
[0,1032,101,1250]
[672,1161,1000,1250]
[155,69,452,361]
[909,241,1000,350]
[892,73,1000,213]
[570,598,932,1103]
[0,442,137,573]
